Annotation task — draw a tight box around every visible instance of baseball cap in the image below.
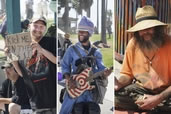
[31,17,47,26]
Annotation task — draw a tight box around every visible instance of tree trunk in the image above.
[96,0,99,34]
[101,0,107,44]
[87,8,91,17]
[62,0,69,33]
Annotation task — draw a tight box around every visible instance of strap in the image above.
[88,47,97,56]
[72,45,97,57]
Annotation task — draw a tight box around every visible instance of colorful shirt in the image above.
[120,36,171,92]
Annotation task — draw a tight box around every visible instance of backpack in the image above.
[72,45,97,74]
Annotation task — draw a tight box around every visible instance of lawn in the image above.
[70,34,113,68]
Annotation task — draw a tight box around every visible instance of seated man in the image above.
[0,61,32,114]
[115,5,171,113]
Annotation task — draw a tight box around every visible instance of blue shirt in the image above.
[61,42,105,75]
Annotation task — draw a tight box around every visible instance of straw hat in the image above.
[127,5,167,32]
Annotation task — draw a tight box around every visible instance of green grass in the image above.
[70,34,113,68]
[0,35,3,40]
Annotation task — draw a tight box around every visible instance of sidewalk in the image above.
[114,60,122,79]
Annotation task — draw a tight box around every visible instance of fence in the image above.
[114,0,171,55]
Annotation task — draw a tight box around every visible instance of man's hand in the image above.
[31,42,43,54]
[66,78,77,89]
[4,46,9,56]
[31,42,56,64]
[135,94,162,110]
[65,74,77,89]
[103,67,113,78]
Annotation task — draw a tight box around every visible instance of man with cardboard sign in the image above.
[5,32,32,63]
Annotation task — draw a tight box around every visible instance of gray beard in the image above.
[136,34,164,51]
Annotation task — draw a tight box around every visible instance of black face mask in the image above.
[78,35,89,43]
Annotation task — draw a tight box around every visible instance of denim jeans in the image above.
[72,102,100,114]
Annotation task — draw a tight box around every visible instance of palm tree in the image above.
[101,0,107,44]
[72,0,93,17]
[72,0,82,15]
[62,0,70,32]
[96,0,99,34]
[58,0,71,32]
[83,0,93,17]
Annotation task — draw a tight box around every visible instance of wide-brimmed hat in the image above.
[1,61,13,69]
[127,5,167,32]
[31,17,47,26]
[77,16,94,36]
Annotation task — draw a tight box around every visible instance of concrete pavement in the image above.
[114,59,122,77]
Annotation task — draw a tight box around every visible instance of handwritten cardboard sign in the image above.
[5,32,32,61]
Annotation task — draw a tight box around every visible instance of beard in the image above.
[78,35,89,43]
[134,28,165,51]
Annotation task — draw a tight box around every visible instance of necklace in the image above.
[144,54,156,66]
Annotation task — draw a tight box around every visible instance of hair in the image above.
[134,26,166,50]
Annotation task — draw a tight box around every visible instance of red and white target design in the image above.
[67,68,95,98]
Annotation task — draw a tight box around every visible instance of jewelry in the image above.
[144,54,155,66]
